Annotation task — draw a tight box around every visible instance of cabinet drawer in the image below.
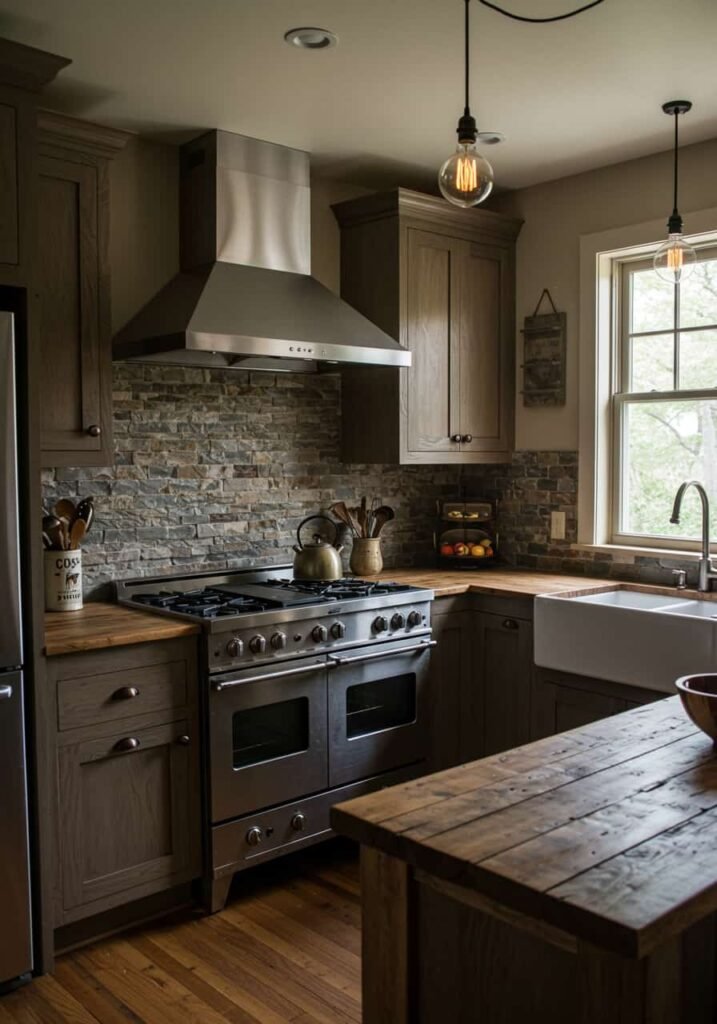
[57,659,188,731]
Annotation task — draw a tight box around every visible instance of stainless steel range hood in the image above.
[113,131,410,373]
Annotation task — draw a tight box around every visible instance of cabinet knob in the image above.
[502,618,519,631]
[114,736,141,753]
[112,686,140,701]
[87,424,101,437]
[291,812,306,832]
[462,434,473,443]
[451,434,462,443]
[177,734,190,746]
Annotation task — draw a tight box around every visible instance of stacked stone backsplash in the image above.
[42,365,693,598]
[42,364,463,598]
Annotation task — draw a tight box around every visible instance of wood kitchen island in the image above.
[332,697,717,1023]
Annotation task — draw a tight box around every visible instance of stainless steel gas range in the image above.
[116,566,435,911]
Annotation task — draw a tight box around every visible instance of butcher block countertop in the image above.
[44,603,200,657]
[332,697,717,959]
[378,566,610,598]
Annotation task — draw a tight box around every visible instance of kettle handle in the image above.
[296,514,339,550]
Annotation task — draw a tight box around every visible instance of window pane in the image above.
[621,399,717,539]
[630,268,674,334]
[680,259,717,329]
[630,333,673,392]
[679,329,717,390]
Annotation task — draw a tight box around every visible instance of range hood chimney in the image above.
[113,131,411,373]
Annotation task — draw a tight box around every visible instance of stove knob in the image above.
[249,634,267,654]
[291,812,306,832]
[391,613,406,630]
[226,637,244,658]
[373,615,389,633]
[330,621,346,639]
[246,826,263,847]
[407,610,423,628]
[312,624,328,643]
[271,631,287,650]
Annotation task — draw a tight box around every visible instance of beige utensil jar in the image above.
[350,537,383,577]
[44,550,83,611]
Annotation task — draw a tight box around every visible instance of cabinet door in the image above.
[457,242,513,456]
[427,607,474,771]
[57,718,200,918]
[405,228,460,455]
[531,672,627,740]
[38,154,111,464]
[471,612,533,759]
[0,102,18,267]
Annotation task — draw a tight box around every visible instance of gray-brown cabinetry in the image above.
[333,189,521,465]
[48,637,201,927]
[37,111,128,466]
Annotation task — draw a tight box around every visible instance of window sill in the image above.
[571,543,702,564]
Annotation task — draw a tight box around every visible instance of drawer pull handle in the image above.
[502,618,519,630]
[114,736,141,753]
[177,734,190,746]
[112,686,140,701]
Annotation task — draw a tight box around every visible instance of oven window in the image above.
[232,697,309,769]
[346,674,416,739]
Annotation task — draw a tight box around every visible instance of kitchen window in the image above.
[611,247,717,549]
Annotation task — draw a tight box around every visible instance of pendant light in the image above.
[438,0,494,208]
[654,100,696,283]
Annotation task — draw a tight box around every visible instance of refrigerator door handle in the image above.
[0,685,12,701]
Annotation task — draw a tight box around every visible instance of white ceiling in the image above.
[2,0,717,190]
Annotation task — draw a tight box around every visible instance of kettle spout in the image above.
[292,545,302,554]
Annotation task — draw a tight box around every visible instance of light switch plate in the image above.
[550,511,566,541]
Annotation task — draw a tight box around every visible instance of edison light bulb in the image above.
[653,232,697,283]
[438,143,494,208]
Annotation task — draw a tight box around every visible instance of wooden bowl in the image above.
[675,674,717,741]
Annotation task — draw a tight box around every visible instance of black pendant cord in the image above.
[672,110,680,219]
[478,0,605,22]
[464,0,470,116]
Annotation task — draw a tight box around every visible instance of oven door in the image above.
[327,637,435,788]
[209,656,328,823]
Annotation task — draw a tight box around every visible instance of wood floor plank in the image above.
[0,975,100,1024]
[52,958,143,1024]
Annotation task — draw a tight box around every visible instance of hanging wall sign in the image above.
[521,289,566,407]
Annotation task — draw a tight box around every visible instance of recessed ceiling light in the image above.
[284,27,338,50]
[476,131,505,145]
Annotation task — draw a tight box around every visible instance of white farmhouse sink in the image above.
[534,588,717,694]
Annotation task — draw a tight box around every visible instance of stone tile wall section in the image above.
[42,365,696,597]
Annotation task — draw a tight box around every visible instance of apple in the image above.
[440,543,454,557]
[454,542,469,556]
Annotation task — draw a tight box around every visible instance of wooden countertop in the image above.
[44,603,200,657]
[377,567,611,598]
[332,697,717,958]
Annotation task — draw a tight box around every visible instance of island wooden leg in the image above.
[579,939,682,1023]
[360,847,415,1024]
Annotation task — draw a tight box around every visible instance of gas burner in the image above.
[132,588,272,619]
[265,578,413,600]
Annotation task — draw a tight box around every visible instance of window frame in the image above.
[610,246,717,551]
[576,208,717,561]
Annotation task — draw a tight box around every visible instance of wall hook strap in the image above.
[532,288,559,317]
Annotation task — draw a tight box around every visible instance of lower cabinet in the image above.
[531,667,663,740]
[474,611,533,758]
[49,637,201,927]
[428,595,666,770]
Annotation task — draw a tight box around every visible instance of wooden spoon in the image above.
[372,505,395,537]
[54,498,77,523]
[330,502,360,537]
[69,518,87,550]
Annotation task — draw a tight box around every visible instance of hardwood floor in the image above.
[0,840,361,1024]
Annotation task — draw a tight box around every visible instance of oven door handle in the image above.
[212,661,328,692]
[328,639,436,668]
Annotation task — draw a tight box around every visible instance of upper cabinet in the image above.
[333,189,522,465]
[37,111,129,467]
[0,38,69,289]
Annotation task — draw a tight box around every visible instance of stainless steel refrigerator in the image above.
[0,310,33,990]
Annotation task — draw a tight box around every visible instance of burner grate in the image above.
[132,588,272,618]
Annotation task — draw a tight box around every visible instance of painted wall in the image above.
[490,138,717,451]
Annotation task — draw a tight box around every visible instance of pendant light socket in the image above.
[654,99,696,284]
